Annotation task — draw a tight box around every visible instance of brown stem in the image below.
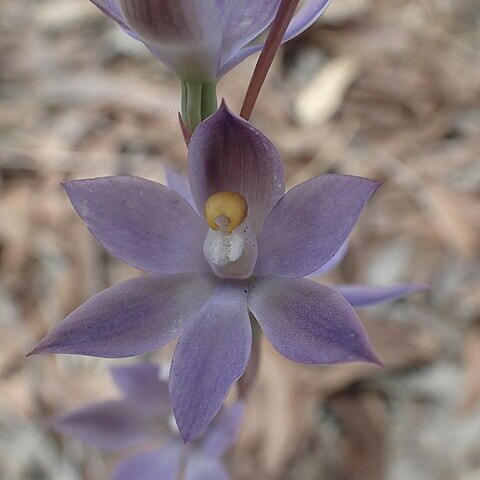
[240,0,301,120]
[177,446,190,480]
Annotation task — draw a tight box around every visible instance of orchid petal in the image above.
[203,401,245,458]
[218,42,259,78]
[52,400,154,451]
[334,283,428,307]
[185,454,230,480]
[64,176,208,274]
[188,104,285,233]
[308,238,349,277]
[284,0,334,41]
[29,273,215,358]
[219,0,332,76]
[255,174,379,278]
[170,282,251,442]
[165,168,196,210]
[89,0,140,40]
[217,0,281,67]
[119,0,223,81]
[248,276,380,365]
[112,444,183,480]
[111,364,171,417]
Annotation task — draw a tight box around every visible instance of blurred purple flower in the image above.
[30,104,424,441]
[307,241,426,304]
[89,0,333,81]
[54,363,243,480]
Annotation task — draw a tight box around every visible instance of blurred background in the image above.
[1,0,479,479]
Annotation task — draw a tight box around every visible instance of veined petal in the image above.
[185,454,230,480]
[334,283,428,307]
[188,104,285,233]
[52,400,155,451]
[64,176,209,274]
[111,364,171,417]
[112,444,183,480]
[203,401,245,458]
[29,273,215,358]
[170,282,251,442]
[216,0,281,66]
[89,0,140,40]
[165,168,196,210]
[248,277,380,365]
[307,238,349,277]
[218,0,332,76]
[119,0,223,81]
[255,174,380,278]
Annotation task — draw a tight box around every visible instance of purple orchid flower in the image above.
[90,0,333,82]
[30,104,424,441]
[53,363,243,480]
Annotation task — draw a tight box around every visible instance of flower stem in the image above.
[240,0,300,120]
[181,81,218,134]
[185,81,202,132]
[178,447,189,480]
[201,82,218,120]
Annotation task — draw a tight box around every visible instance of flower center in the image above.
[203,192,258,279]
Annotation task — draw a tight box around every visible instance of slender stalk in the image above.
[185,82,203,132]
[240,0,301,120]
[180,81,217,140]
[200,82,218,120]
[178,447,189,480]
[181,80,188,124]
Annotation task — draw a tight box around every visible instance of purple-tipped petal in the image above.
[52,400,155,451]
[64,176,208,274]
[119,0,223,81]
[219,0,332,76]
[255,174,380,278]
[308,238,349,277]
[29,273,215,358]
[334,283,428,307]
[188,105,285,233]
[112,444,183,480]
[170,282,251,442]
[165,168,196,210]
[203,401,245,457]
[90,0,140,40]
[111,364,171,417]
[218,0,281,66]
[248,277,380,365]
[185,454,230,480]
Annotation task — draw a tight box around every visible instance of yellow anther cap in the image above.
[204,191,248,233]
